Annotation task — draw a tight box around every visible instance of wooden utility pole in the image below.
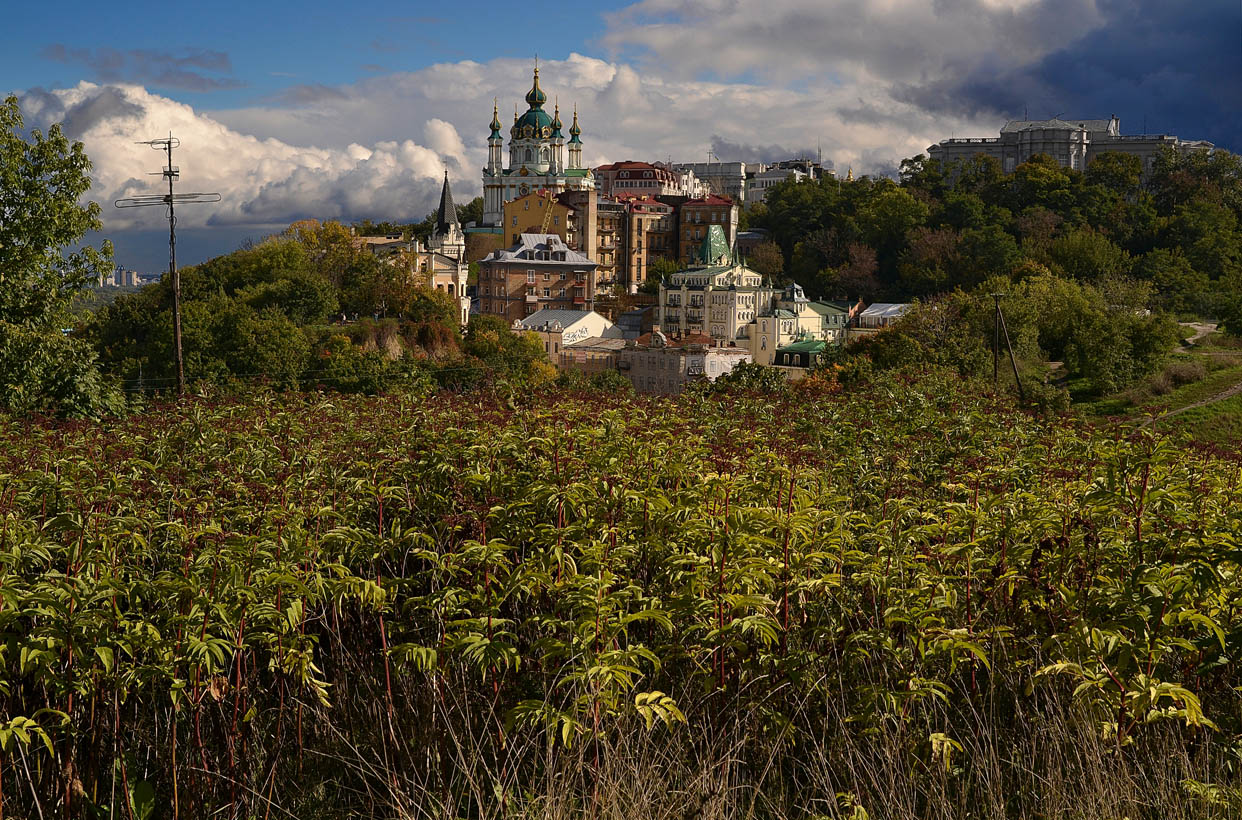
[990,292,1025,402]
[116,135,220,395]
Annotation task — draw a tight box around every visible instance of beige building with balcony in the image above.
[656,226,774,344]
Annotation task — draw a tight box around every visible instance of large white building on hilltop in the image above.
[927,117,1213,177]
[481,63,594,228]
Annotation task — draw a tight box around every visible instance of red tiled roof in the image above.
[684,194,735,206]
[596,160,661,172]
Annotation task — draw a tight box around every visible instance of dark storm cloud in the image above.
[16,85,143,137]
[896,0,1241,150]
[42,45,244,92]
[709,135,831,167]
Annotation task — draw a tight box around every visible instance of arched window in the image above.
[448,284,455,295]
[525,148,532,162]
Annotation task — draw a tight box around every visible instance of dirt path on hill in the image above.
[1177,321,1216,352]
[1142,323,1237,428]
[1146,377,1242,428]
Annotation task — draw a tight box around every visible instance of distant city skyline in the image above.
[5,0,1238,271]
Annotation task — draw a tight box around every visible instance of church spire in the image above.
[489,98,502,139]
[435,168,459,237]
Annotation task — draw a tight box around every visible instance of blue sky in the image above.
[6,1,631,107]
[6,0,1238,271]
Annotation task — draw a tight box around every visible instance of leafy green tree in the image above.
[898,227,960,295]
[461,314,554,386]
[457,196,484,227]
[746,241,785,279]
[1085,151,1143,194]
[641,257,680,294]
[1010,154,1075,213]
[221,309,311,387]
[1045,227,1130,280]
[1164,200,1241,282]
[899,154,948,198]
[856,183,929,271]
[0,95,122,416]
[1133,248,1211,315]
[956,224,1021,285]
[707,361,790,393]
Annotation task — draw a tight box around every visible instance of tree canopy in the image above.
[0,95,121,417]
[753,148,1242,318]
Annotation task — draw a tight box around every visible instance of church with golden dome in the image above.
[480,62,594,228]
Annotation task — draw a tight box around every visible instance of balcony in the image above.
[525,294,540,303]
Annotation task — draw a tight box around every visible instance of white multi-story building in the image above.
[744,166,807,208]
[480,64,595,228]
[672,160,747,201]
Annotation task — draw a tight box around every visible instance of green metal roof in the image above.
[777,339,827,354]
[807,300,847,316]
[694,225,731,266]
[513,108,553,136]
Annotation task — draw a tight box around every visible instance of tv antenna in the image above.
[115,134,221,395]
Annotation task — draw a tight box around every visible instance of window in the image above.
[527,270,536,283]
[553,215,560,226]
[543,288,551,297]
[512,216,518,226]
[524,200,529,210]
[543,272,551,281]
[525,148,532,162]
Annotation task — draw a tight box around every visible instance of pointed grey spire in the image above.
[435,168,459,238]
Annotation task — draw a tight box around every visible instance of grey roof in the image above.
[1001,118,1114,134]
[859,303,912,319]
[483,233,596,266]
[515,308,604,330]
[435,171,459,236]
[565,336,627,351]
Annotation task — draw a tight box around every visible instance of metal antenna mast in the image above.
[115,135,220,395]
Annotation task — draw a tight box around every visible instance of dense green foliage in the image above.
[1,373,1239,818]
[86,220,552,394]
[754,149,1242,318]
[0,95,121,417]
[848,273,1181,395]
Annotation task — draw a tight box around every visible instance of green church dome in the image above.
[525,67,547,107]
[512,108,553,139]
[512,65,553,139]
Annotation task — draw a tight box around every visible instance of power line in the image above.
[115,134,221,396]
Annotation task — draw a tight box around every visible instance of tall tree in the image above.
[0,95,121,416]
